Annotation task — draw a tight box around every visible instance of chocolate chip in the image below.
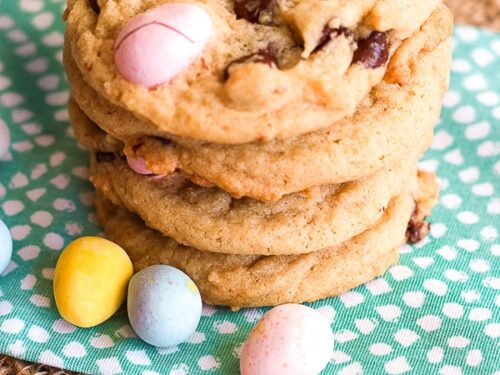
[405,205,431,244]
[234,0,273,23]
[352,31,389,68]
[313,26,350,53]
[95,152,116,162]
[224,44,278,79]
[88,0,100,14]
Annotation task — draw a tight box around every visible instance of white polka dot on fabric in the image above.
[442,90,461,107]
[369,343,392,356]
[355,318,377,334]
[465,121,490,140]
[455,26,479,43]
[441,194,462,209]
[125,350,151,366]
[0,318,25,334]
[340,291,365,308]
[39,351,64,369]
[439,365,463,375]
[375,305,401,322]
[453,106,476,123]
[198,355,220,371]
[403,291,425,308]
[384,356,411,374]
[463,74,487,91]
[28,325,49,343]
[476,91,500,106]
[43,232,64,250]
[469,307,492,321]
[394,329,420,347]
[0,301,13,316]
[431,130,454,150]
[95,358,122,375]
[466,350,483,367]
[457,211,479,224]
[62,342,87,358]
[471,47,495,66]
[442,302,464,319]
[437,246,457,261]
[448,336,470,348]
[423,279,448,296]
[477,141,500,157]
[32,12,54,30]
[451,59,471,73]
[443,149,463,165]
[416,315,442,332]
[480,226,498,240]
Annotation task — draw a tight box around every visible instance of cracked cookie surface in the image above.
[65,0,443,144]
[67,6,452,201]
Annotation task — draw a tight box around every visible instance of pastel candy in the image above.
[0,219,12,275]
[240,304,334,375]
[126,156,152,175]
[127,265,202,347]
[0,119,10,159]
[114,3,212,88]
[53,237,133,328]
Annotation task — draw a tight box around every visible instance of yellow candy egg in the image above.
[53,236,133,328]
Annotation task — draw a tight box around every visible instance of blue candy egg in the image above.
[0,219,12,275]
[127,265,202,347]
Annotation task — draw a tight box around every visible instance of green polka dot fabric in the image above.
[0,1,499,374]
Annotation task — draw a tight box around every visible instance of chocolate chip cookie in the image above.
[66,5,452,200]
[65,0,444,144]
[94,172,437,309]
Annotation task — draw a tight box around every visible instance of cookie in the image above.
[65,0,443,144]
[95,181,434,309]
[65,6,452,201]
[87,142,428,255]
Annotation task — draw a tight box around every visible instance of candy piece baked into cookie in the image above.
[65,5,452,201]
[65,0,442,144]
[94,170,439,310]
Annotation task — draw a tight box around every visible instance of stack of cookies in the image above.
[63,0,453,309]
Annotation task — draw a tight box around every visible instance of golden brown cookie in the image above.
[89,147,426,255]
[94,177,437,309]
[65,0,444,144]
[65,6,452,201]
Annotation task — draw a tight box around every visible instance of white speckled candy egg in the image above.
[127,265,202,347]
[240,304,334,375]
[0,219,12,275]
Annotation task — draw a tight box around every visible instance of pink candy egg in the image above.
[126,156,152,175]
[114,3,211,88]
[240,304,334,375]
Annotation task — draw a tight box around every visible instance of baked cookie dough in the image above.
[88,144,427,255]
[94,172,437,309]
[65,0,444,144]
[65,6,452,201]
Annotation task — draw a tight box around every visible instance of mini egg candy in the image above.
[114,3,212,88]
[53,237,133,328]
[240,304,334,375]
[127,265,202,347]
[126,156,152,175]
[0,119,10,159]
[0,219,12,275]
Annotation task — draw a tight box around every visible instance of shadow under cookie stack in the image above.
[64,0,453,310]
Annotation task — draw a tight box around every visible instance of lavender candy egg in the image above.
[0,219,12,275]
[240,304,334,375]
[127,265,202,347]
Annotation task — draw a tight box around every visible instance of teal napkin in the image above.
[0,1,499,374]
